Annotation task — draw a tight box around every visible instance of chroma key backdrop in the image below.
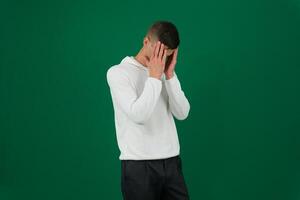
[1,0,300,200]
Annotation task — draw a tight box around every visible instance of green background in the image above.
[1,0,300,199]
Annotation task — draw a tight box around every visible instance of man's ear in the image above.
[143,36,151,46]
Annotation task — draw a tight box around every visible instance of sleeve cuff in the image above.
[164,73,178,85]
[148,76,162,83]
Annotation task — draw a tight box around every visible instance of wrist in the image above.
[165,72,174,80]
[149,74,162,80]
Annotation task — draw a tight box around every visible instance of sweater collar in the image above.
[121,56,148,71]
[121,56,167,80]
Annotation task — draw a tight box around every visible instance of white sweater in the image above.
[106,56,190,160]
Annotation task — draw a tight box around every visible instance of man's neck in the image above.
[134,48,149,68]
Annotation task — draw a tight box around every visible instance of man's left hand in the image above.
[164,47,178,80]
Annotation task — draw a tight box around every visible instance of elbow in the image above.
[174,102,190,120]
[128,112,151,125]
[126,103,155,125]
[175,110,189,120]
[131,117,148,125]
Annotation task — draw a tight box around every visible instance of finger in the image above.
[151,41,157,58]
[168,49,177,66]
[159,43,164,60]
[154,41,160,58]
[172,48,178,62]
[173,48,178,59]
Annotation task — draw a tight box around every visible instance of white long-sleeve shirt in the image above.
[106,56,190,160]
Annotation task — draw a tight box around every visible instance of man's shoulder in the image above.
[107,56,131,73]
[106,63,133,87]
[107,64,128,78]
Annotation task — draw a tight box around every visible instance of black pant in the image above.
[121,155,189,200]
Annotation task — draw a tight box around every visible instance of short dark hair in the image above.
[147,20,180,49]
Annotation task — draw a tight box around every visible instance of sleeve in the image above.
[164,72,190,120]
[106,67,162,124]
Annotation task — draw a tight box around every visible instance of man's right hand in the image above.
[146,41,167,80]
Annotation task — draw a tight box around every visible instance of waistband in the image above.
[121,155,180,163]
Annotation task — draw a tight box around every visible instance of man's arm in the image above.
[164,71,190,120]
[106,67,162,124]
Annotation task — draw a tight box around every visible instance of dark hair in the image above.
[147,20,180,49]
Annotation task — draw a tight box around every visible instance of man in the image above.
[106,20,190,200]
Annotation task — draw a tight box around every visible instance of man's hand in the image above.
[146,41,167,80]
[164,47,178,80]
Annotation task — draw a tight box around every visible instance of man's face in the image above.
[145,36,175,59]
